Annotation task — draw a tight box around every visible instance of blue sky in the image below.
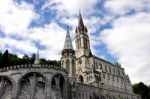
[0,0,150,84]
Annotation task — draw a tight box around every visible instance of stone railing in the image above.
[0,64,67,73]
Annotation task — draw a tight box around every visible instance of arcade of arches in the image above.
[0,72,67,99]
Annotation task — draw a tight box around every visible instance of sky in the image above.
[0,0,150,84]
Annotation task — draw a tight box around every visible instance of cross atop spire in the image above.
[34,50,40,65]
[63,30,73,50]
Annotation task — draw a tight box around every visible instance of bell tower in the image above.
[61,30,76,77]
[75,12,92,76]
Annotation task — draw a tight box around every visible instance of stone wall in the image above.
[0,64,68,99]
[70,82,141,99]
[0,64,141,99]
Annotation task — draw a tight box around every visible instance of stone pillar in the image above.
[12,79,20,99]
[0,78,5,98]
[45,74,52,99]
[63,77,68,99]
[30,73,37,99]
[56,76,60,99]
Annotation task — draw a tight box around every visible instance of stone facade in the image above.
[0,13,141,99]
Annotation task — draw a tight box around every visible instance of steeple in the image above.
[63,30,73,50]
[78,11,84,29]
[76,11,87,35]
[34,50,40,65]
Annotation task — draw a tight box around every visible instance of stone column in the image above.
[12,78,20,99]
[63,77,68,99]
[45,74,52,99]
[30,73,37,99]
[0,78,5,98]
[56,76,60,99]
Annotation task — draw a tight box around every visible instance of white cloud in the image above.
[0,0,66,60]
[0,0,102,60]
[0,37,37,57]
[101,12,150,84]
[0,0,38,34]
[27,23,66,60]
[105,0,150,15]
[43,0,99,16]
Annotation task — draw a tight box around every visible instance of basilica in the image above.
[0,13,141,99]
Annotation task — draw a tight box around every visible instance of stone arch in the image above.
[78,75,84,83]
[18,72,46,99]
[0,76,13,99]
[66,59,70,74]
[51,74,67,99]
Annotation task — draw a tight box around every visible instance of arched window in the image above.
[77,39,79,49]
[79,37,81,48]
[66,59,70,74]
[72,60,76,75]
[78,75,84,83]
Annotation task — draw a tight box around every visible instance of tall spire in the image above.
[63,30,73,50]
[78,11,84,29]
[34,50,40,65]
[76,11,87,34]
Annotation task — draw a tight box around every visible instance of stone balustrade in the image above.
[0,64,67,73]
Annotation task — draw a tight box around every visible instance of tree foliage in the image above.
[0,50,61,68]
[132,82,150,99]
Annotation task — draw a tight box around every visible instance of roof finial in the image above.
[34,50,40,66]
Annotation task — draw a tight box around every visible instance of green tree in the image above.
[0,51,61,67]
[29,53,36,64]
[8,53,20,65]
[40,58,48,64]
[48,60,61,66]
[22,54,30,64]
[0,52,3,67]
[2,50,9,67]
[132,82,150,99]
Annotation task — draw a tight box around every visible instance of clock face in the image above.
[78,59,82,65]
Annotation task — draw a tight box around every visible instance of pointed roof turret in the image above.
[63,30,73,50]
[34,50,40,65]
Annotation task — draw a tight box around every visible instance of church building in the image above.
[0,13,141,99]
[61,12,140,99]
